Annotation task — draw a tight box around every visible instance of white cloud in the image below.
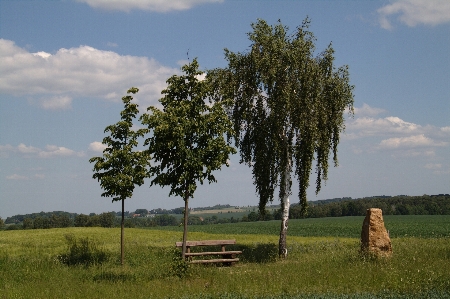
[347,116,422,137]
[6,174,28,180]
[76,0,223,12]
[33,51,52,59]
[378,134,447,149]
[345,107,449,158]
[17,143,40,154]
[0,143,85,159]
[177,60,190,66]
[424,163,442,169]
[88,141,107,153]
[39,145,85,158]
[389,149,436,158]
[40,96,72,110]
[353,103,386,117]
[0,39,178,106]
[195,73,207,81]
[377,0,450,30]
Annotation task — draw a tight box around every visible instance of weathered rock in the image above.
[360,208,392,257]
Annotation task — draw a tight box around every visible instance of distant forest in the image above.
[1,194,449,230]
[288,194,450,219]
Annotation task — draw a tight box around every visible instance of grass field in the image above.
[1,215,449,298]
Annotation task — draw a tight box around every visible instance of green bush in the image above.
[240,243,278,263]
[169,247,191,278]
[6,224,21,230]
[57,234,109,266]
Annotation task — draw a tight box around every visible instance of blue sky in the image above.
[0,0,449,219]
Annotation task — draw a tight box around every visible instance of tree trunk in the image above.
[279,191,290,258]
[181,194,189,260]
[279,145,291,258]
[121,198,124,266]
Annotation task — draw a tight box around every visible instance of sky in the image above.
[0,0,449,219]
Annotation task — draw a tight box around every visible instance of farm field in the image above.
[154,215,450,238]
[0,215,449,298]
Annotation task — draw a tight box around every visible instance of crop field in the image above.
[190,208,249,214]
[189,206,278,220]
[155,215,450,238]
[1,215,449,298]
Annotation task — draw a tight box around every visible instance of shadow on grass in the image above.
[187,243,278,264]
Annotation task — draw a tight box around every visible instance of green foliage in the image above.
[74,213,90,227]
[169,247,191,278]
[98,212,116,228]
[57,234,109,267]
[0,217,5,230]
[89,87,150,203]
[141,59,236,200]
[210,18,354,213]
[89,87,150,265]
[22,218,33,229]
[141,58,236,257]
[72,212,114,228]
[5,211,75,224]
[6,224,20,230]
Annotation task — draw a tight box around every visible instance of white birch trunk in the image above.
[278,153,291,258]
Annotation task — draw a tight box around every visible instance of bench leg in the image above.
[186,246,192,262]
[221,254,235,266]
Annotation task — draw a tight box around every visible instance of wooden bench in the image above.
[175,239,242,265]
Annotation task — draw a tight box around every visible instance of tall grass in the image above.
[0,216,449,298]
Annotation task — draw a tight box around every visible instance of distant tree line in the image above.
[148,207,185,215]
[2,195,449,231]
[4,211,76,224]
[286,194,450,219]
[3,212,117,230]
[1,212,183,231]
[240,195,450,222]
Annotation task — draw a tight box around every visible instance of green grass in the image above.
[0,215,449,298]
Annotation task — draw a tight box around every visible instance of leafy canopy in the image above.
[141,59,236,200]
[89,87,150,202]
[210,19,354,213]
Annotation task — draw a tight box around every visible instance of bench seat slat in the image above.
[175,240,236,247]
[190,258,239,264]
[185,251,242,256]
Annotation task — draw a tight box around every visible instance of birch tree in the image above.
[209,19,354,257]
[89,87,149,265]
[141,59,236,259]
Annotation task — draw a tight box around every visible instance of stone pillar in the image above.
[360,208,392,257]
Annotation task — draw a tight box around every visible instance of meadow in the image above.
[0,215,449,298]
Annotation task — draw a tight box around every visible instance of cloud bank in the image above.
[76,0,223,12]
[0,143,85,158]
[0,39,178,108]
[88,141,107,153]
[346,104,449,157]
[378,0,450,30]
